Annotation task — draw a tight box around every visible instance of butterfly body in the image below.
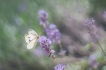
[25,29,39,49]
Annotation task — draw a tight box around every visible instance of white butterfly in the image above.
[25,29,39,49]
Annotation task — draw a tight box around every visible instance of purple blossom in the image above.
[54,64,66,70]
[83,18,98,42]
[83,18,95,26]
[103,11,106,21]
[88,55,98,69]
[45,24,61,43]
[38,10,48,28]
[39,36,51,53]
[38,36,55,58]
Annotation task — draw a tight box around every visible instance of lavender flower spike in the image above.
[83,18,97,42]
[83,18,95,26]
[38,9,48,28]
[39,36,51,52]
[84,18,106,56]
[45,24,61,43]
[54,64,66,70]
[38,36,55,58]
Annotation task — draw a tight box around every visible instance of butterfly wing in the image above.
[28,29,38,35]
[27,36,39,49]
[25,34,30,43]
[25,33,37,43]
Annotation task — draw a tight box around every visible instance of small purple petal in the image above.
[49,24,57,29]
[54,64,66,70]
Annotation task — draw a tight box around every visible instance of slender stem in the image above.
[58,41,67,57]
[94,35,106,56]
[98,42,106,56]
[58,41,62,50]
[83,13,87,20]
[54,59,58,64]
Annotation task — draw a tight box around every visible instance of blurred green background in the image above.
[0,0,106,70]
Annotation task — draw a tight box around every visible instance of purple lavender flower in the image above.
[83,18,95,26]
[83,18,98,42]
[54,64,66,70]
[38,36,55,58]
[38,10,48,28]
[103,11,106,21]
[45,24,61,43]
[39,36,51,53]
[88,55,98,69]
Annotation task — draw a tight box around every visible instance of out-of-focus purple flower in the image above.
[88,55,98,69]
[103,11,106,21]
[54,64,66,70]
[83,18,95,26]
[18,3,26,12]
[83,18,98,42]
[45,24,61,43]
[38,36,55,58]
[39,36,51,53]
[38,10,48,28]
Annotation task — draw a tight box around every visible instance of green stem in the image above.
[58,41,62,50]
[94,35,106,56]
